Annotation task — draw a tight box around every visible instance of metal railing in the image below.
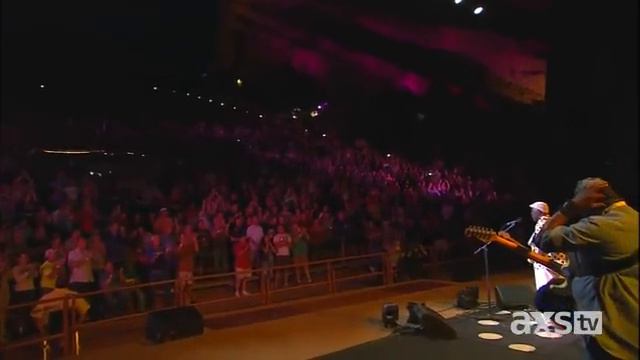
[1,252,393,357]
[1,253,480,358]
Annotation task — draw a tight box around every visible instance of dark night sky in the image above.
[1,1,637,204]
[2,2,219,101]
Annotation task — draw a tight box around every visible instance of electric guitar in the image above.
[464,226,566,279]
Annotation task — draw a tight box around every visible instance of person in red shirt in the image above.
[154,208,175,238]
[233,236,252,297]
[77,199,96,235]
[176,224,199,306]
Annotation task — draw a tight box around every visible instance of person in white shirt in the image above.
[245,216,264,267]
[528,201,568,289]
[272,225,292,288]
[67,237,95,293]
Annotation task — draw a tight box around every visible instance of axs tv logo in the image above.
[511,311,603,335]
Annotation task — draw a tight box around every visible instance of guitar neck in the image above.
[491,235,565,276]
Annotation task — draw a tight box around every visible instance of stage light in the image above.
[236,79,243,86]
[454,0,463,4]
[386,153,391,158]
[259,114,264,118]
[197,95,202,99]
[40,84,45,89]
[317,105,323,110]
[310,111,318,117]
[152,86,158,91]
[292,115,298,119]
[233,106,237,110]
[186,92,191,96]
[236,138,241,142]
[473,6,484,14]
[43,149,100,155]
[208,99,213,103]
[322,133,327,137]
[171,90,177,93]
[220,102,225,106]
[382,303,399,328]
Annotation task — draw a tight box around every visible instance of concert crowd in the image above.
[0,114,501,341]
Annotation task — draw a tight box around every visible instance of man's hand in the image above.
[572,178,608,212]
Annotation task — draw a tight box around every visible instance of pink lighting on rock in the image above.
[291,49,328,78]
[397,72,429,95]
[355,16,547,102]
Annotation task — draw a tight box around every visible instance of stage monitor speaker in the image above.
[406,302,457,339]
[145,306,204,343]
[494,285,534,310]
[382,303,399,328]
[456,286,479,309]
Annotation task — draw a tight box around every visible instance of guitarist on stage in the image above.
[534,178,638,360]
[527,201,573,315]
[528,201,566,290]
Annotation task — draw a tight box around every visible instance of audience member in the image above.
[11,253,37,304]
[176,224,198,305]
[233,236,252,297]
[291,224,312,284]
[246,216,264,268]
[67,238,95,294]
[273,225,292,288]
[40,249,59,295]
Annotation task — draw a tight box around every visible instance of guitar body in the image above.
[465,226,575,313]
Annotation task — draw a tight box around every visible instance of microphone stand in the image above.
[473,240,494,315]
[472,220,518,318]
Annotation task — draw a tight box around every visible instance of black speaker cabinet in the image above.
[146,306,204,343]
[456,286,479,309]
[495,285,534,310]
[407,302,457,339]
[382,303,399,328]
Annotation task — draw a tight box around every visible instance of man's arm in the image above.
[41,264,55,280]
[535,208,603,253]
[534,179,608,252]
[535,209,570,252]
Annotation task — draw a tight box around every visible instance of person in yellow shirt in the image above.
[31,279,90,335]
[40,249,60,295]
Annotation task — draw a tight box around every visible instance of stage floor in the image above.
[53,270,583,360]
[315,310,583,360]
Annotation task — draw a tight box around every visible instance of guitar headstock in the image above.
[464,226,498,243]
